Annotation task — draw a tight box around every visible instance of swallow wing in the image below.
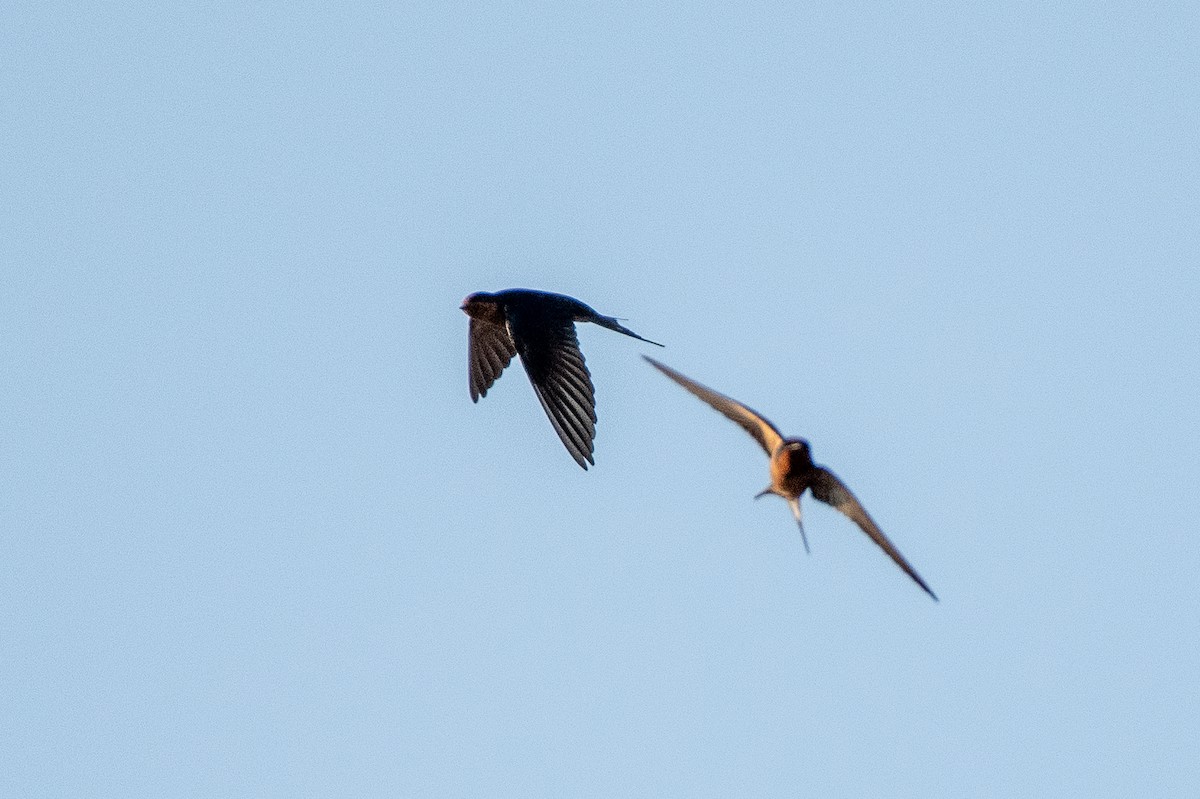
[508,313,598,469]
[808,468,938,600]
[467,318,518,402]
[643,356,783,456]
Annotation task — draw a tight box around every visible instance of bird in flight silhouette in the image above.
[462,289,662,469]
[644,356,937,600]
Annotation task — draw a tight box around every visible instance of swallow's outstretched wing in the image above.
[467,317,518,402]
[809,468,938,601]
[508,310,598,469]
[643,356,784,456]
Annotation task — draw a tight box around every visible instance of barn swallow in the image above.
[462,289,663,469]
[644,356,937,600]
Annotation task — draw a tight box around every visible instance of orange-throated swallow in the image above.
[644,356,937,600]
[462,289,663,469]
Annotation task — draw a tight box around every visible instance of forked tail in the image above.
[787,498,811,555]
[596,315,664,347]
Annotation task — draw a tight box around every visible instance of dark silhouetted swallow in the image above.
[644,356,937,600]
[462,289,663,469]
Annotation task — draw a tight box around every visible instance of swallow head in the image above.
[780,438,813,465]
[461,292,502,322]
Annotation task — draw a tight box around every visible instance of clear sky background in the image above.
[3,1,1198,796]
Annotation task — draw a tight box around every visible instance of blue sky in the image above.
[3,1,1198,795]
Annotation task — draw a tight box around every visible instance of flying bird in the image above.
[462,289,663,469]
[644,356,937,600]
